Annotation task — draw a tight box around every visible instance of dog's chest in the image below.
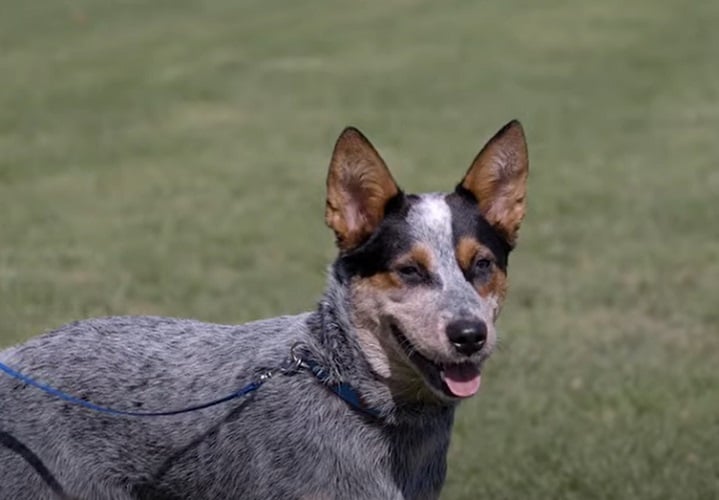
[388,420,453,499]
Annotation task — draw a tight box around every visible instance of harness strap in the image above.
[0,430,70,499]
[301,359,380,418]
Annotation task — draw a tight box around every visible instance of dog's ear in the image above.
[326,127,400,251]
[458,120,529,246]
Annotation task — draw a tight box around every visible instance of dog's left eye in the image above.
[473,258,493,273]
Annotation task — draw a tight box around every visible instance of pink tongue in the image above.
[441,364,482,398]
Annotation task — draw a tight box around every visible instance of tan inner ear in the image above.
[461,121,528,246]
[325,128,399,251]
[465,164,527,244]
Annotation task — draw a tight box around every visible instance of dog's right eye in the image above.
[395,263,426,283]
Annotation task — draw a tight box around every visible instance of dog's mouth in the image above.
[390,324,481,399]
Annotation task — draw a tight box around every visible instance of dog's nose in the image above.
[446,319,487,356]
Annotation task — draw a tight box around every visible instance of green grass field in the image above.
[1,1,718,498]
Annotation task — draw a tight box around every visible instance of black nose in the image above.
[446,319,487,356]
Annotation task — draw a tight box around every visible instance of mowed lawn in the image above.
[1,1,718,498]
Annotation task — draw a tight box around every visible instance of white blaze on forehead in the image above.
[416,194,451,227]
[407,194,455,260]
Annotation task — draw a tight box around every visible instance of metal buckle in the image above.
[281,341,308,374]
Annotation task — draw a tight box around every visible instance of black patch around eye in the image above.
[445,188,510,272]
[333,193,419,283]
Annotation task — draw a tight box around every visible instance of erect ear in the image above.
[458,120,529,246]
[325,127,400,251]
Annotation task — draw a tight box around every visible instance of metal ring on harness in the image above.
[285,342,308,373]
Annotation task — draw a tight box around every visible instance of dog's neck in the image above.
[305,268,456,425]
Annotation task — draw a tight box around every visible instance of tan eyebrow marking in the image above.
[455,236,508,301]
[456,236,484,272]
[400,244,434,272]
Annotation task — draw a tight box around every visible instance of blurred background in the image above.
[1,1,717,498]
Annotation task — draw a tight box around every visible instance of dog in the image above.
[0,120,529,500]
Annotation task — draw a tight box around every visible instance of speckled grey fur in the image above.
[0,270,454,500]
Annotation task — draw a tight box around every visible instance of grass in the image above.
[1,0,718,498]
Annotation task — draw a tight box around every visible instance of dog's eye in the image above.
[473,258,493,273]
[395,263,426,281]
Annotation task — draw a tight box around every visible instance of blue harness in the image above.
[0,343,380,419]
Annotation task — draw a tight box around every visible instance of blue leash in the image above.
[0,344,379,418]
[0,360,269,417]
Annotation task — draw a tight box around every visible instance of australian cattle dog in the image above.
[0,120,529,499]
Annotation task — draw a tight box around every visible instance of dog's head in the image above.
[325,121,528,404]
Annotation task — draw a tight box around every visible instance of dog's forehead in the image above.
[403,192,510,271]
[406,194,455,261]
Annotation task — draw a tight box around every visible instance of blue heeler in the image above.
[0,120,529,500]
